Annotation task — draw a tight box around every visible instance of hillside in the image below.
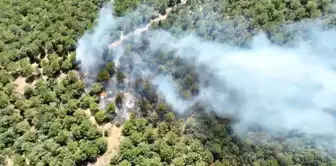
[1,0,336,166]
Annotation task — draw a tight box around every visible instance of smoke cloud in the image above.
[76,4,154,86]
[76,4,336,149]
[76,6,116,85]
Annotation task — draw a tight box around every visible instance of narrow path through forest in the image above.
[13,77,28,95]
[108,7,172,49]
[91,1,189,165]
[108,0,187,49]
[89,3,185,166]
[91,125,123,166]
[11,3,181,165]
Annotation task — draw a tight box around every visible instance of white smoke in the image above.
[76,6,116,76]
[76,4,154,86]
[76,5,336,149]
[151,30,336,141]
[153,75,194,114]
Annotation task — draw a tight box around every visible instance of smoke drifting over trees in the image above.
[73,3,336,165]
[76,3,336,151]
[4,0,336,164]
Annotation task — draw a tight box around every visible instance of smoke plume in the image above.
[76,4,336,149]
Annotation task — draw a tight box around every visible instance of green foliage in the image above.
[114,117,214,165]
[154,0,334,45]
[94,110,108,124]
[114,0,141,16]
[0,78,106,164]
[106,61,116,75]
[0,0,98,77]
[0,92,9,109]
[106,103,116,114]
[116,71,126,84]
[90,82,103,95]
[80,94,97,109]
[90,102,100,114]
[0,0,105,159]
[2,0,336,164]
[23,85,34,98]
[0,70,12,85]
[115,92,124,107]
[97,69,111,82]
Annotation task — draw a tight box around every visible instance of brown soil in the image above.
[84,109,98,126]
[6,157,13,166]
[89,124,123,166]
[83,108,124,166]
[13,77,28,95]
[56,72,67,82]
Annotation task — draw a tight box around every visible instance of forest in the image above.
[1,0,336,166]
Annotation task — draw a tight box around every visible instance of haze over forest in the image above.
[2,0,336,166]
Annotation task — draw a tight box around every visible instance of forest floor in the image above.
[91,124,123,166]
[88,91,135,166]
[13,77,29,95]
[56,72,67,82]
[6,157,13,166]
[85,108,123,166]
[84,109,99,126]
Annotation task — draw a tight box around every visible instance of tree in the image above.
[90,102,100,114]
[116,71,126,84]
[0,92,9,109]
[19,58,33,76]
[95,137,108,154]
[94,110,108,124]
[164,112,175,122]
[106,61,116,75]
[80,94,96,109]
[140,157,163,166]
[61,59,73,70]
[15,120,30,134]
[97,69,110,82]
[118,160,132,166]
[172,157,186,166]
[115,92,123,107]
[66,99,78,114]
[129,131,144,145]
[143,127,158,143]
[106,103,116,114]
[50,59,61,74]
[0,70,11,85]
[0,0,107,164]
[13,155,26,166]
[23,85,34,98]
[41,90,56,104]
[56,130,69,145]
[90,83,103,95]
[114,0,140,16]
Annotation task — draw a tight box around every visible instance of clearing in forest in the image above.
[13,77,28,95]
[90,124,123,166]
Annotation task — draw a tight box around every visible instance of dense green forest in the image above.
[0,0,107,165]
[1,0,336,165]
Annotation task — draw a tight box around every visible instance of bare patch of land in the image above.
[6,157,13,166]
[84,109,99,126]
[13,77,28,95]
[90,124,123,166]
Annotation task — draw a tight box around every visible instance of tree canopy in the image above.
[1,0,336,165]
